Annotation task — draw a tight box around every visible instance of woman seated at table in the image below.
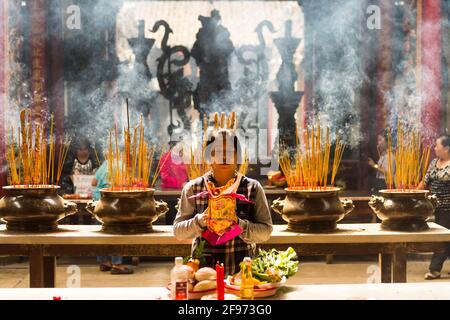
[420,135,450,280]
[173,114,273,276]
[60,137,99,195]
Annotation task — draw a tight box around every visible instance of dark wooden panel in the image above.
[392,246,407,283]
[43,256,56,288]
[258,243,399,255]
[29,245,44,288]
[43,244,191,257]
[379,254,392,283]
[0,244,29,256]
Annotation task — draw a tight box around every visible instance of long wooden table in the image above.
[2,283,450,300]
[1,223,450,288]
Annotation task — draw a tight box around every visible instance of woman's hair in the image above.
[74,137,91,150]
[204,128,242,164]
[438,134,450,150]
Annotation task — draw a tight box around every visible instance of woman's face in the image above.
[210,137,237,174]
[434,138,450,159]
[76,145,90,159]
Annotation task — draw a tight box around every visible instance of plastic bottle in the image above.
[240,257,254,300]
[170,257,189,300]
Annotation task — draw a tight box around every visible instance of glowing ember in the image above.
[287,186,340,192]
[379,189,428,194]
[101,187,152,192]
[3,185,60,189]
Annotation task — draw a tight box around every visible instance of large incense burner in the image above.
[368,123,434,231]
[0,185,77,232]
[272,187,354,233]
[369,189,436,231]
[273,119,353,233]
[86,188,168,234]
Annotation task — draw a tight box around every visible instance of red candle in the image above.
[216,263,224,300]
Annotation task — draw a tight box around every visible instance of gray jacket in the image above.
[173,174,273,244]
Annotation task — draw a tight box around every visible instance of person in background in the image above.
[368,131,393,193]
[421,135,450,280]
[71,137,98,177]
[61,137,99,195]
[159,141,188,224]
[173,126,273,276]
[159,141,188,189]
[91,159,134,275]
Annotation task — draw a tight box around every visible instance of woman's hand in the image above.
[368,158,376,168]
[417,181,424,190]
[198,208,210,228]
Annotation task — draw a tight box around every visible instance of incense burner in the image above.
[0,185,78,232]
[369,189,436,231]
[86,188,169,234]
[271,187,354,233]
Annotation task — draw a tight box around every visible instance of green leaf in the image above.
[249,247,299,282]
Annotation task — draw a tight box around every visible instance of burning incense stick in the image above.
[280,120,345,189]
[106,111,164,190]
[93,144,101,167]
[6,109,70,186]
[384,122,430,190]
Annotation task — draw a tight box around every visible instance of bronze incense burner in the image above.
[0,185,77,232]
[86,188,169,234]
[271,187,354,233]
[369,189,437,231]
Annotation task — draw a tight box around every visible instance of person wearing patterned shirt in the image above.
[71,138,96,175]
[173,128,273,276]
[421,135,450,280]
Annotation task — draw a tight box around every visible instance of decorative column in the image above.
[29,0,48,124]
[270,20,303,151]
[0,0,7,191]
[123,20,156,119]
[48,0,65,144]
[299,0,315,130]
[374,0,394,137]
[420,0,442,143]
[360,0,379,192]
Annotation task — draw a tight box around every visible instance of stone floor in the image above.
[1,255,449,288]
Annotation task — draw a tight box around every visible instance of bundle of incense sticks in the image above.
[187,112,248,179]
[280,120,345,189]
[187,115,209,180]
[6,109,71,186]
[385,122,431,190]
[107,112,168,190]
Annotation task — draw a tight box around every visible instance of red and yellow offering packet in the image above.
[189,174,254,245]
[206,178,239,236]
